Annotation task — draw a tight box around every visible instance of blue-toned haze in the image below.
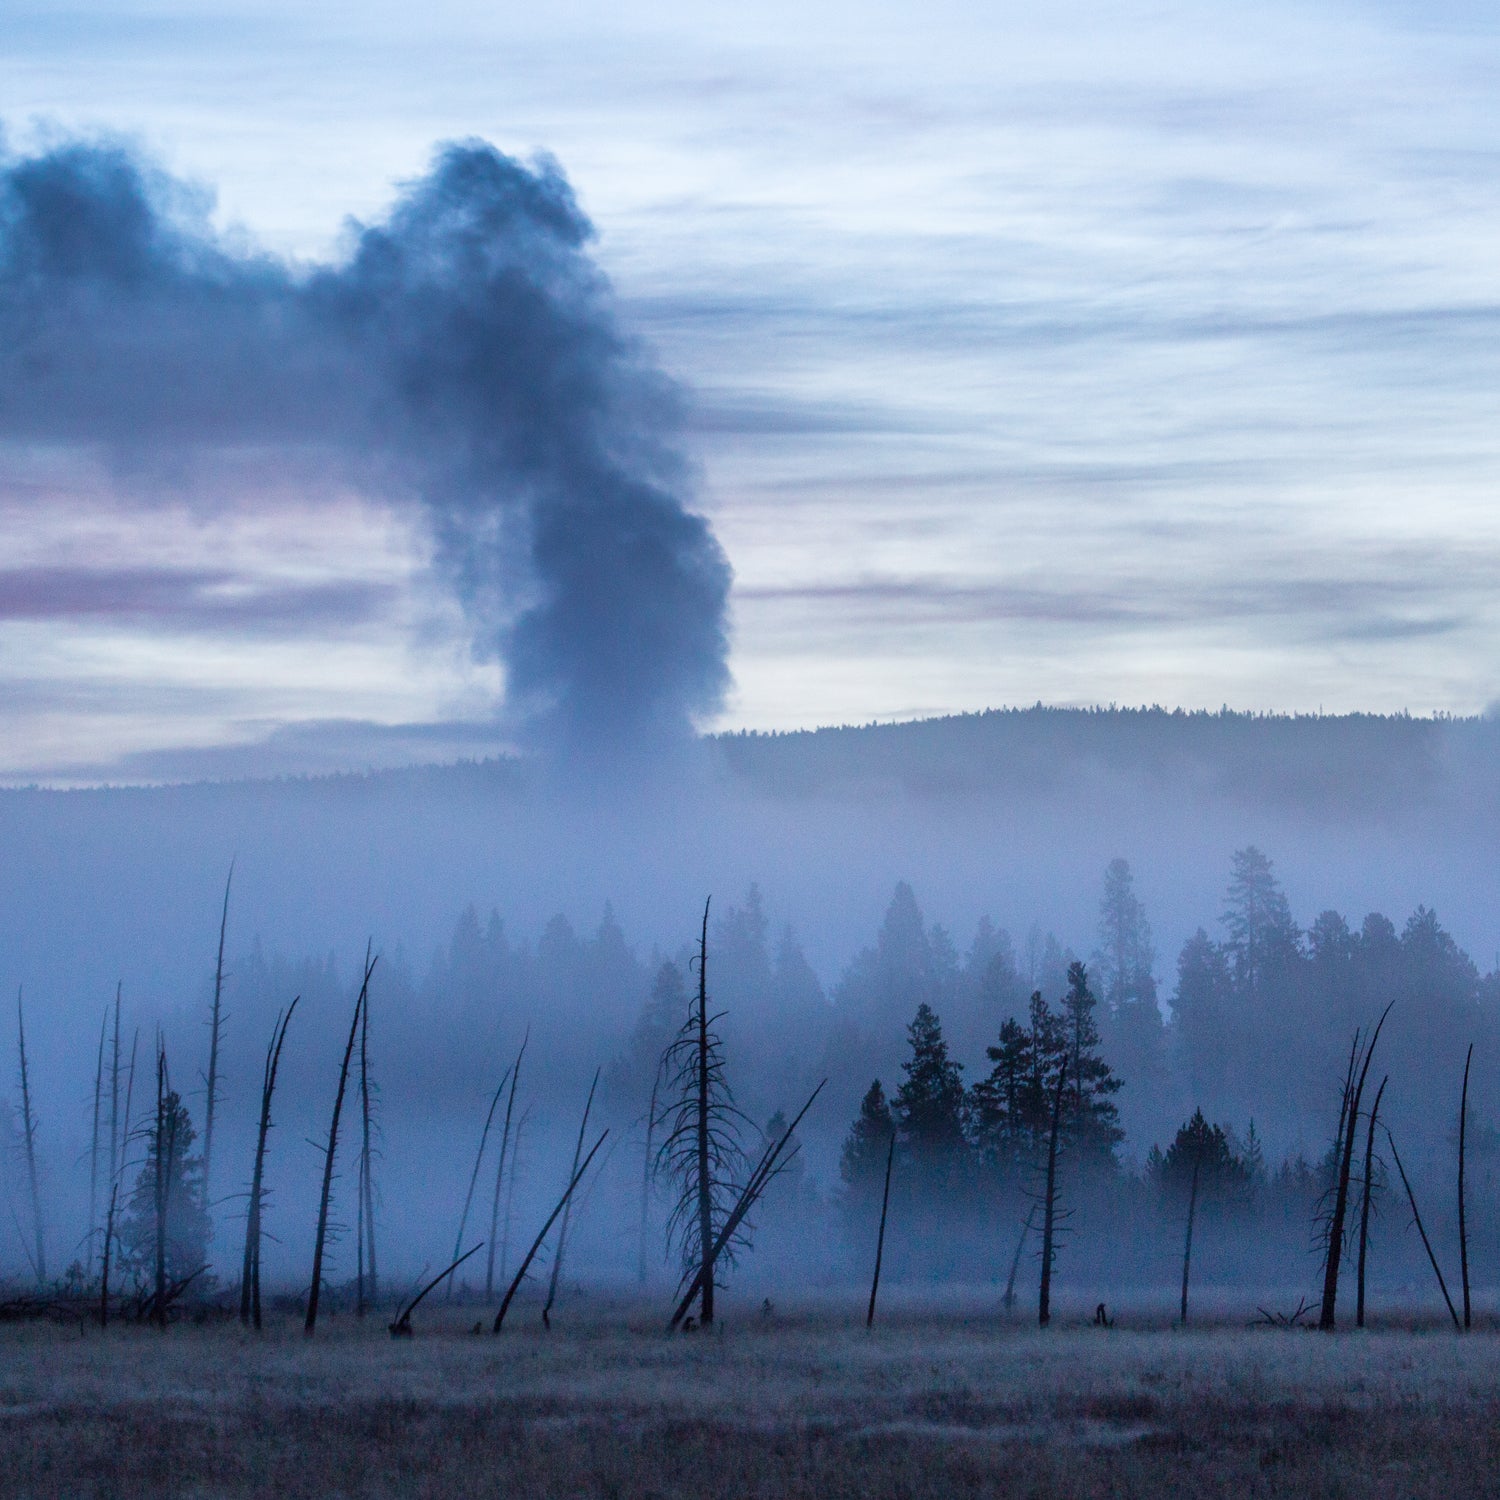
[3,0,1500,779]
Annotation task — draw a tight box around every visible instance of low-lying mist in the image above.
[3,706,1499,1316]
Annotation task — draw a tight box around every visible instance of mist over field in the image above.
[3,705,1499,1311]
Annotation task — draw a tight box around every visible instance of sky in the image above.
[4,0,1500,781]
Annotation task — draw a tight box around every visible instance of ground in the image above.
[2,1296,1499,1497]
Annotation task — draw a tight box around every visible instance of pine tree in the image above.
[1058,963,1123,1169]
[120,1088,211,1292]
[893,1004,968,1182]
[970,1018,1033,1175]
[1222,846,1300,999]
[1151,1108,1248,1204]
[841,1080,895,1191]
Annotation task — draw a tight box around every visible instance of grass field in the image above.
[3,1297,1500,1497]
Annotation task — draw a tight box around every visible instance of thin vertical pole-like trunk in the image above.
[638,1058,663,1286]
[695,898,714,1326]
[1320,1002,1392,1331]
[485,1033,527,1298]
[241,999,296,1328]
[1356,1074,1388,1329]
[152,1040,175,1329]
[16,987,46,1287]
[866,1131,895,1328]
[202,863,232,1219]
[306,950,374,1335]
[358,972,377,1313]
[1003,1204,1036,1312]
[108,986,122,1198]
[1387,1126,1460,1329]
[1038,1066,1067,1328]
[544,1067,600,1327]
[448,1064,512,1303]
[99,1177,118,1328]
[1180,1154,1200,1326]
[1459,1042,1473,1331]
[500,1110,529,1283]
[89,1012,105,1278]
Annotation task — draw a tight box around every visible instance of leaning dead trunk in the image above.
[202,863,232,1218]
[448,1065,513,1303]
[485,1033,527,1298]
[1387,1125,1460,1329]
[390,1243,484,1337]
[638,1057,664,1287]
[152,1040,178,1329]
[1038,1066,1067,1328]
[1179,1154,1200,1327]
[357,972,377,1314]
[866,1131,895,1329]
[99,1177,119,1329]
[1356,1074,1388,1329]
[306,951,374,1335]
[16,988,46,1287]
[668,1081,825,1331]
[543,1067,599,1327]
[1459,1042,1473,1331]
[241,999,297,1328]
[492,1130,608,1333]
[1003,1205,1036,1313]
[1320,1002,1392,1331]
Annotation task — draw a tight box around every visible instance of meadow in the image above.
[3,1293,1499,1498]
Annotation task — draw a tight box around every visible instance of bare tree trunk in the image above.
[306,950,375,1335]
[1180,1154,1200,1326]
[202,863,232,1221]
[866,1131,895,1328]
[89,1012,105,1278]
[668,1082,825,1331]
[1320,1002,1393,1331]
[1003,1205,1036,1312]
[486,1034,527,1298]
[16,987,46,1287]
[638,1058,663,1287]
[543,1067,599,1328]
[358,972,377,1313]
[99,1177,118,1329]
[109,985,121,1194]
[695,899,714,1327]
[448,1064,512,1303]
[152,1039,177,1329]
[1356,1074,1387,1329]
[241,999,297,1328]
[500,1111,528,1284]
[1387,1126,1460,1329]
[1038,1067,1067,1328]
[492,1130,608,1333]
[1459,1042,1473,1331]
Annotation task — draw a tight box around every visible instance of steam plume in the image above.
[0,137,732,755]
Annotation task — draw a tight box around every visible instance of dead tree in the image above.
[543,1067,600,1327]
[201,862,232,1217]
[150,1038,180,1329]
[1459,1043,1473,1330]
[659,899,753,1329]
[492,1130,608,1333]
[1002,1205,1036,1313]
[499,1108,530,1283]
[1319,1002,1393,1331]
[1355,1074,1388,1329]
[1038,1065,1068,1328]
[240,998,297,1328]
[1179,1154,1201,1326]
[865,1131,895,1329]
[485,1032,527,1298]
[638,1056,664,1287]
[88,1012,106,1277]
[356,978,378,1316]
[1387,1125,1460,1329]
[108,986,122,1197]
[99,1178,119,1329]
[667,1081,825,1331]
[306,949,375,1335]
[448,1065,513,1302]
[389,1242,484,1338]
[16,987,46,1287]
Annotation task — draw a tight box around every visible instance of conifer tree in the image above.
[893,1003,968,1183]
[840,1080,895,1193]
[1059,962,1123,1168]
